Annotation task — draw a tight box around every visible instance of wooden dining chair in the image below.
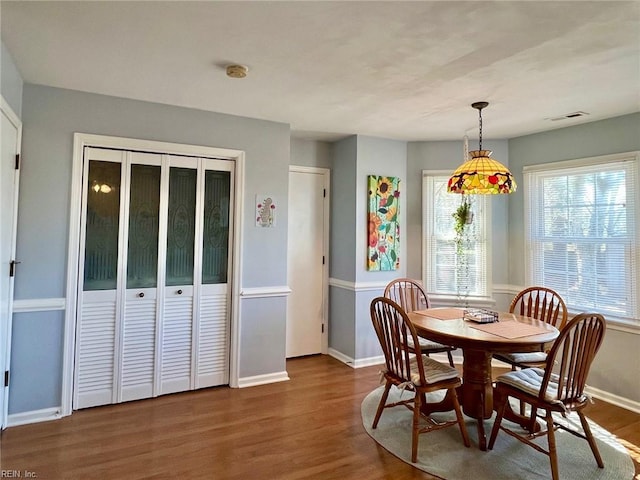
[384,278,456,367]
[370,297,470,462]
[488,313,606,480]
[493,286,568,370]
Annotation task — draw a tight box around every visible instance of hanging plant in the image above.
[452,198,473,237]
[452,197,473,305]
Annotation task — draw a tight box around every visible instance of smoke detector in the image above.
[226,64,249,78]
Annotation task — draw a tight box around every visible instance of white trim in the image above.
[229,151,245,388]
[328,278,387,292]
[289,165,330,175]
[327,348,386,369]
[7,407,62,427]
[523,150,640,173]
[1,96,22,430]
[12,298,66,313]
[240,286,292,298]
[585,385,640,415]
[492,284,522,295]
[237,371,290,388]
[64,133,245,414]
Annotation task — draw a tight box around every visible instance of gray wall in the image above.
[407,140,510,297]
[329,135,407,360]
[290,138,332,168]
[508,113,640,403]
[1,41,23,117]
[9,84,291,414]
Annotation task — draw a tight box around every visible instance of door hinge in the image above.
[322,256,325,265]
[4,371,8,388]
[15,154,20,170]
[323,188,326,198]
[321,324,325,333]
[9,261,20,277]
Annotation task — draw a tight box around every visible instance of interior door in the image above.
[286,168,328,358]
[0,98,21,429]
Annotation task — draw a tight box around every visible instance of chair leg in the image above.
[528,406,539,433]
[372,382,392,429]
[450,388,470,447]
[488,392,507,450]
[411,389,422,462]
[446,350,455,368]
[545,411,560,480]
[577,411,604,468]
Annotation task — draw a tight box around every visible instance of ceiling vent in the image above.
[548,111,590,121]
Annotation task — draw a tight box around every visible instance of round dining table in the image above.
[408,308,560,450]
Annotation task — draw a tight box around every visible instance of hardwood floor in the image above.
[1,355,638,479]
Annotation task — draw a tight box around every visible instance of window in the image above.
[525,152,639,325]
[422,173,490,300]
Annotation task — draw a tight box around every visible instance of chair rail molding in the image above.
[328,278,388,292]
[12,297,66,313]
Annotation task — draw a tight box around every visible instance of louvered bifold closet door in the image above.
[75,149,234,409]
[75,148,125,409]
[121,154,162,402]
[160,156,198,395]
[196,160,233,388]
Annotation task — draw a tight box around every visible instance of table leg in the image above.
[461,349,493,450]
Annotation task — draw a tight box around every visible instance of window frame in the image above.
[524,151,640,329]
[422,170,492,305]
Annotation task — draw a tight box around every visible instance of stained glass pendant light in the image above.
[448,102,516,194]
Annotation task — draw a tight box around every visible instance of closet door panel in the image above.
[196,167,232,387]
[76,291,117,408]
[76,153,123,408]
[161,287,193,394]
[161,161,197,394]
[121,159,161,402]
[121,289,156,401]
[197,284,228,387]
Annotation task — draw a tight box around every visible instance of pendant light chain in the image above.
[478,107,483,151]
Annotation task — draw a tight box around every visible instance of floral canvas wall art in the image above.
[367,175,400,271]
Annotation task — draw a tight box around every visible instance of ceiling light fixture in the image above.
[447,102,516,195]
[226,64,248,78]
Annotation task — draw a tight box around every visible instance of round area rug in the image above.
[361,386,634,480]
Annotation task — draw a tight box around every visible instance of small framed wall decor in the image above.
[255,194,276,227]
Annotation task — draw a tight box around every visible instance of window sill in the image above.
[566,311,640,335]
[427,294,496,309]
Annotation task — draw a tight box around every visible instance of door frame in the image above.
[288,166,330,354]
[62,133,245,416]
[0,97,22,429]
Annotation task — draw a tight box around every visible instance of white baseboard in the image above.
[585,385,640,414]
[237,371,290,388]
[7,406,62,427]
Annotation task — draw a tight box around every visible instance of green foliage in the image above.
[452,199,472,236]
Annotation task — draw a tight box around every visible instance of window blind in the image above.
[525,153,639,323]
[423,174,489,298]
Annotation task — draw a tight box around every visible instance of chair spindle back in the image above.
[510,286,568,329]
[539,313,606,404]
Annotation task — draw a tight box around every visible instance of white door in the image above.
[0,98,21,429]
[286,167,329,358]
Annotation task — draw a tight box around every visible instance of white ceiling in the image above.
[1,1,639,141]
